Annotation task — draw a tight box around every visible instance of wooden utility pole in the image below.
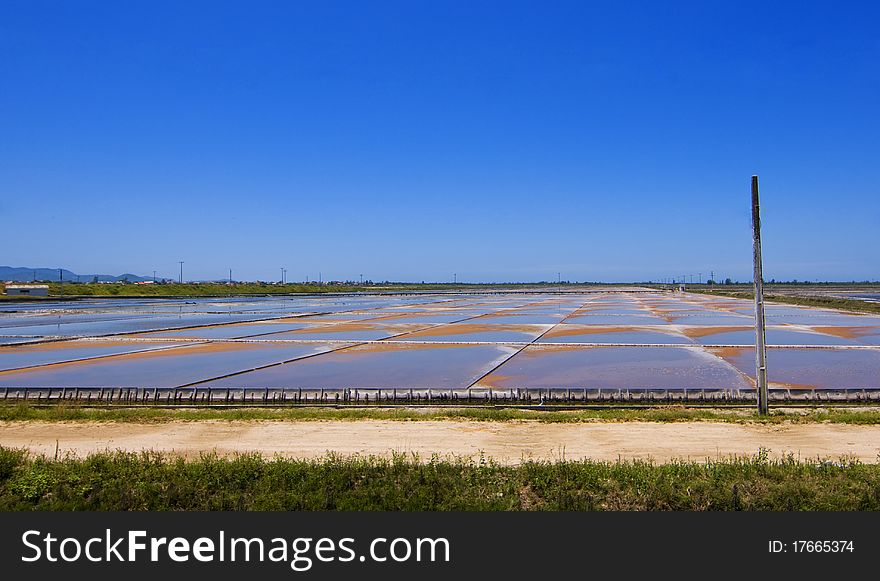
[751,175,769,415]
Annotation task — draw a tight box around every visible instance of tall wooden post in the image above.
[751,175,769,415]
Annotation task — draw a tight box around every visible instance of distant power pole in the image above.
[751,175,769,416]
[153,270,157,282]
[558,272,561,284]
[453,273,457,284]
[698,272,702,284]
[178,261,184,284]
[229,269,232,283]
[710,270,714,283]
[359,274,363,285]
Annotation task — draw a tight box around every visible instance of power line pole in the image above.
[178,261,184,284]
[229,269,232,284]
[751,175,769,416]
[453,273,457,284]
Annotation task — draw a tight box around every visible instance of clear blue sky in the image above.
[2,1,878,282]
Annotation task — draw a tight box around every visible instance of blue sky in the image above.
[2,1,878,282]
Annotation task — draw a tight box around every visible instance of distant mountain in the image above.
[0,266,154,283]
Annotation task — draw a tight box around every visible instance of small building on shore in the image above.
[4,284,49,297]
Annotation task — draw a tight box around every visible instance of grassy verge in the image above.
[25,282,445,298]
[0,282,460,300]
[691,288,880,315]
[3,403,880,424]
[1,447,877,510]
[1,281,597,299]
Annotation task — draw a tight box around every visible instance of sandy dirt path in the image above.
[2,420,880,463]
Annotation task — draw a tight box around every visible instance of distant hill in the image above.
[0,266,154,283]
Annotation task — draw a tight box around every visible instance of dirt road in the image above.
[2,420,879,463]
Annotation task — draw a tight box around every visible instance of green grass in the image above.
[0,281,597,299]
[0,282,459,300]
[690,288,880,315]
[1,447,877,510]
[44,282,439,297]
[3,403,880,424]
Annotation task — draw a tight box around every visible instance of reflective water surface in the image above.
[1,291,877,390]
